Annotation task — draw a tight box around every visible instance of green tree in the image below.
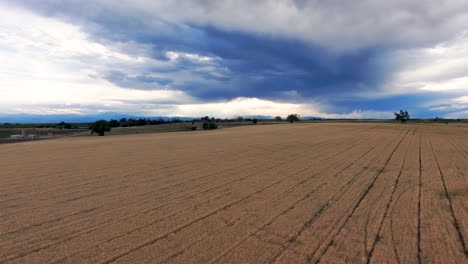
[136,118,148,126]
[275,116,282,121]
[202,122,218,130]
[90,120,111,136]
[286,114,300,123]
[394,110,410,123]
[109,119,120,127]
[252,118,258,124]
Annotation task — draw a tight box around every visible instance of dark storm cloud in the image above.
[3,0,468,117]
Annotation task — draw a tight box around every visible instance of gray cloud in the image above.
[2,0,468,118]
[102,71,173,90]
[10,0,468,52]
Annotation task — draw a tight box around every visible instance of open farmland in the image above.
[1,123,468,263]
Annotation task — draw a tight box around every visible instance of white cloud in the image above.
[377,31,468,97]
[175,97,310,118]
[83,0,468,52]
[455,96,468,104]
[3,1,466,118]
[0,5,143,64]
[323,110,393,119]
[166,51,217,63]
[8,0,468,52]
[443,110,468,118]
[0,3,199,115]
[419,77,468,92]
[0,5,332,117]
[424,95,468,118]
[173,97,392,119]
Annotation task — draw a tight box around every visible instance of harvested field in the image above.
[1,123,468,263]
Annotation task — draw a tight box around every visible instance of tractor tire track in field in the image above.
[313,129,410,263]
[154,131,392,264]
[0,139,306,213]
[370,128,420,264]
[201,143,379,264]
[417,130,423,264]
[447,138,468,161]
[389,183,417,264]
[0,136,335,231]
[266,129,406,263]
[2,124,468,263]
[0,135,304,204]
[428,136,468,258]
[366,130,413,264]
[2,131,371,263]
[1,158,312,263]
[96,166,320,264]
[72,129,379,264]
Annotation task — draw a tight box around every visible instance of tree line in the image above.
[89,114,302,136]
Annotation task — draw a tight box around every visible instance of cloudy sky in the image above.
[1,0,468,119]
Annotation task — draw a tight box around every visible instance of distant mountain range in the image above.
[0,113,169,123]
[0,113,280,123]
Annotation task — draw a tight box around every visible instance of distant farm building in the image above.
[10,129,39,140]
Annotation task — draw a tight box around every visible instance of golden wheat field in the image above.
[1,123,467,264]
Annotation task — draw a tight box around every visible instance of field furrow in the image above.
[1,123,467,264]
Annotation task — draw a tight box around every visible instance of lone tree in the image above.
[90,120,111,136]
[286,114,300,123]
[275,116,282,121]
[394,110,410,123]
[202,121,218,130]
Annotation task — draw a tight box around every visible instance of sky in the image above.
[1,0,468,119]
